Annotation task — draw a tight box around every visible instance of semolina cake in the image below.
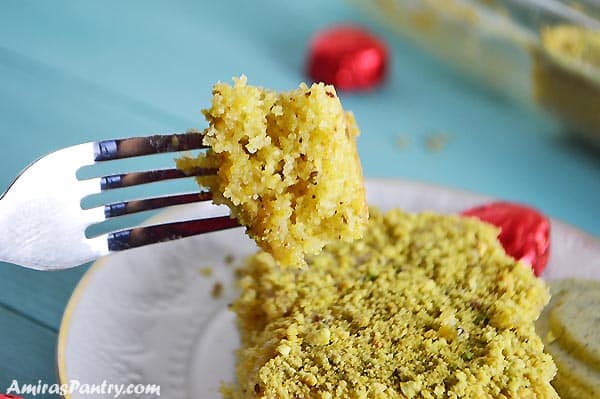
[532,25,600,137]
[177,76,368,267]
[226,208,558,399]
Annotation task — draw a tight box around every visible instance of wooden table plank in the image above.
[0,306,58,399]
[0,263,88,331]
[0,1,599,396]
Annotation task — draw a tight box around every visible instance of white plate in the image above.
[57,178,600,399]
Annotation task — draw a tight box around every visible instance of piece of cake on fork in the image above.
[177,76,368,267]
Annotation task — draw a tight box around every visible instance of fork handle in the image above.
[0,193,106,270]
[0,197,56,268]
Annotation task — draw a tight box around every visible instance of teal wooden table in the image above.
[1,1,599,397]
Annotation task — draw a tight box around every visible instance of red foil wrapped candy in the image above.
[307,25,388,91]
[462,201,550,276]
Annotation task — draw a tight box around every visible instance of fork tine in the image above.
[100,166,216,190]
[91,132,231,255]
[94,132,207,161]
[104,191,212,218]
[106,216,240,251]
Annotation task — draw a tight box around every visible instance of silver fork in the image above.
[0,132,240,271]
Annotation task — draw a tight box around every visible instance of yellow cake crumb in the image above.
[198,266,213,277]
[224,254,235,266]
[425,132,450,152]
[211,282,224,299]
[395,134,410,149]
[227,208,557,399]
[177,76,368,267]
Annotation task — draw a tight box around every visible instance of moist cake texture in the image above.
[177,76,368,267]
[227,208,557,399]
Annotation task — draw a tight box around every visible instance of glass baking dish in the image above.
[354,0,600,143]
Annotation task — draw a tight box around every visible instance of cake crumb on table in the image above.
[425,132,451,152]
[395,133,410,149]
